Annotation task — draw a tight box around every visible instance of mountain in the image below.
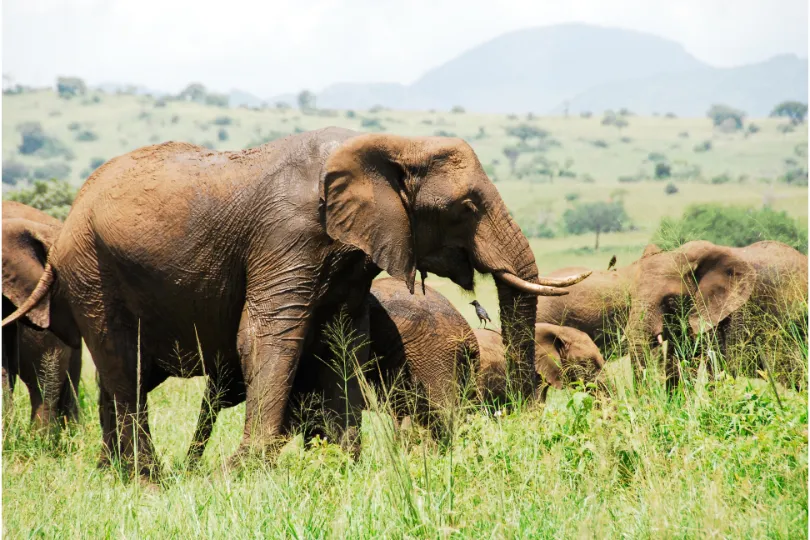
[553,54,809,117]
[408,23,707,113]
[280,24,806,116]
[229,89,265,108]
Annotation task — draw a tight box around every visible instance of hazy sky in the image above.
[3,0,807,97]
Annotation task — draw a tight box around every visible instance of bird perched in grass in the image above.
[607,255,617,271]
[470,300,492,328]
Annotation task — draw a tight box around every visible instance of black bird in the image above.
[607,255,617,271]
[470,300,492,328]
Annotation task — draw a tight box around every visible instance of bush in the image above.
[3,178,77,220]
[89,157,106,172]
[451,105,465,114]
[33,161,71,180]
[346,110,356,118]
[75,130,98,142]
[620,137,632,144]
[580,111,593,118]
[664,182,679,195]
[707,104,745,130]
[434,130,456,137]
[2,161,29,185]
[212,116,233,126]
[648,152,667,162]
[218,128,229,142]
[655,162,672,179]
[601,112,628,128]
[693,140,712,153]
[711,174,731,185]
[67,122,81,131]
[654,204,808,253]
[506,124,549,143]
[770,101,808,124]
[17,123,73,159]
[777,124,796,134]
[360,118,385,131]
[781,167,808,186]
[665,112,677,118]
[590,139,609,148]
[678,131,689,138]
[564,192,580,202]
[746,123,760,134]
[618,175,641,183]
[56,76,86,99]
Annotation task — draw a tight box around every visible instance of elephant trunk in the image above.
[625,302,664,370]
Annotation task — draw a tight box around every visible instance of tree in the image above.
[56,76,87,98]
[655,162,672,179]
[297,90,316,112]
[502,146,521,175]
[563,201,629,250]
[178,83,207,102]
[706,104,745,130]
[770,101,808,125]
[3,178,77,220]
[505,124,549,143]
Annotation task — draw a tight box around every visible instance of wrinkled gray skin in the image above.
[2,201,82,426]
[475,324,606,403]
[5,128,589,479]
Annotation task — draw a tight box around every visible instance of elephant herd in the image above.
[2,127,807,483]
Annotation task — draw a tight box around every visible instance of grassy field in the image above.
[2,90,808,537]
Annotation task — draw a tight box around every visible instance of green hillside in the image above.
[3,89,807,325]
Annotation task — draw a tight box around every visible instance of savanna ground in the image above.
[2,90,808,537]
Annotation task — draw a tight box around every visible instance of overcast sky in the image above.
[3,0,807,97]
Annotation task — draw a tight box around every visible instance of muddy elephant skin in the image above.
[4,128,589,477]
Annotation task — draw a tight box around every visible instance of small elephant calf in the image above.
[475,324,606,403]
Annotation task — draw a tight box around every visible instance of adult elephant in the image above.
[2,201,82,426]
[475,324,605,403]
[4,128,589,478]
[624,240,808,387]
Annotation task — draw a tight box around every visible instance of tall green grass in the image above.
[3,302,807,538]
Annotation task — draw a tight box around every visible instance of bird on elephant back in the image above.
[2,201,83,428]
[536,240,808,390]
[3,128,591,481]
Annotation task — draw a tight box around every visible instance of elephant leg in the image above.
[86,321,161,480]
[2,322,19,416]
[57,347,82,423]
[235,295,314,462]
[187,371,245,466]
[311,306,370,457]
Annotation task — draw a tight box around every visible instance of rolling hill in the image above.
[268,24,806,117]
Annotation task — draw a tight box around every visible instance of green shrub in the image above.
[212,116,233,125]
[89,157,106,171]
[747,123,760,134]
[218,128,229,142]
[580,111,593,118]
[655,162,672,179]
[678,131,689,138]
[346,110,356,118]
[648,152,667,162]
[3,178,77,220]
[2,161,29,185]
[434,130,456,137]
[67,122,81,131]
[590,139,608,148]
[653,204,808,254]
[694,140,712,153]
[451,105,465,114]
[33,161,71,180]
[781,167,808,186]
[17,122,73,159]
[711,174,731,184]
[664,182,679,195]
[75,130,98,142]
[360,118,385,131]
[564,192,580,202]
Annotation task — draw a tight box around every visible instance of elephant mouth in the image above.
[419,247,476,291]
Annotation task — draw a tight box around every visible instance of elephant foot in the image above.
[226,437,288,471]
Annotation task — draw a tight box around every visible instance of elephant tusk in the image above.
[656,333,664,345]
[535,270,592,287]
[494,271,571,296]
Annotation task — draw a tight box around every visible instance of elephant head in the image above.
[2,217,80,349]
[322,134,590,395]
[475,324,605,403]
[534,323,605,392]
[625,240,756,355]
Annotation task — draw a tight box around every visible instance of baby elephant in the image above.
[475,324,606,403]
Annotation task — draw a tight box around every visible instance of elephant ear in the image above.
[323,134,418,292]
[534,326,566,389]
[1,219,55,329]
[642,244,663,258]
[683,243,755,334]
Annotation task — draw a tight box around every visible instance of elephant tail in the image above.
[1,263,54,327]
